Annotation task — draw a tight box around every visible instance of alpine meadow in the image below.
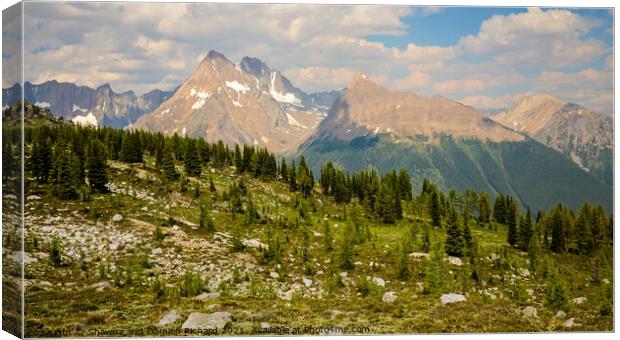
[1,2,615,337]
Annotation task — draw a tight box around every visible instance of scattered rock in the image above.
[602,279,610,285]
[259,322,271,329]
[112,214,123,222]
[242,239,268,250]
[152,248,163,255]
[27,195,41,200]
[522,306,538,319]
[279,290,293,301]
[409,252,429,259]
[172,225,180,231]
[440,293,466,304]
[555,310,567,319]
[302,278,313,288]
[487,253,500,261]
[382,291,397,304]
[269,272,279,279]
[572,297,587,305]
[370,277,385,287]
[563,318,575,328]
[340,272,348,278]
[195,292,220,301]
[158,310,181,326]
[447,256,463,266]
[90,281,111,291]
[519,268,531,277]
[181,312,232,330]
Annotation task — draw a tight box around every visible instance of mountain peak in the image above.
[516,93,564,107]
[202,50,229,63]
[240,56,269,77]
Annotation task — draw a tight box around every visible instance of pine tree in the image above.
[422,224,432,253]
[445,206,464,257]
[51,142,79,200]
[120,132,142,163]
[161,147,179,182]
[184,139,201,177]
[550,205,566,253]
[339,230,355,270]
[199,200,215,232]
[430,190,442,227]
[398,243,412,280]
[85,139,108,193]
[506,198,518,247]
[288,161,298,191]
[30,128,51,182]
[528,225,541,273]
[518,208,533,250]
[424,240,448,294]
[323,220,334,251]
[478,191,491,225]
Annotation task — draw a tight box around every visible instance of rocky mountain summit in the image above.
[494,94,613,185]
[133,50,339,154]
[306,74,525,145]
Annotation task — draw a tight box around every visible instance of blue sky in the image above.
[3,3,614,115]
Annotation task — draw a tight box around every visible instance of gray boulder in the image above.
[440,293,466,304]
[112,214,123,222]
[159,310,181,326]
[382,291,397,304]
[181,312,232,330]
[522,306,538,318]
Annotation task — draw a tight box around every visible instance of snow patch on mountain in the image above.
[286,112,307,129]
[35,101,51,108]
[190,88,211,99]
[232,100,243,108]
[270,73,302,105]
[225,81,250,94]
[192,99,207,110]
[71,112,98,127]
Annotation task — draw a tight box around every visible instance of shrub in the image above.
[179,270,203,297]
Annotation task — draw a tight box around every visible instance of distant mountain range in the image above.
[2,80,175,129]
[299,75,611,212]
[494,94,613,186]
[2,51,612,211]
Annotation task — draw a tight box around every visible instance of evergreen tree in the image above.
[279,158,288,182]
[184,139,202,177]
[549,205,566,253]
[518,208,533,250]
[424,240,448,294]
[50,142,79,200]
[397,170,413,201]
[161,147,179,182]
[430,190,442,227]
[445,207,464,257]
[506,197,518,247]
[120,132,143,163]
[478,191,491,225]
[421,224,432,253]
[339,231,355,270]
[323,220,334,251]
[398,244,412,280]
[528,225,541,273]
[85,139,108,193]
[29,128,51,182]
[289,161,298,191]
[297,156,313,197]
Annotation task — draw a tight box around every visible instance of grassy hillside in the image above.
[300,134,612,212]
[10,155,611,336]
